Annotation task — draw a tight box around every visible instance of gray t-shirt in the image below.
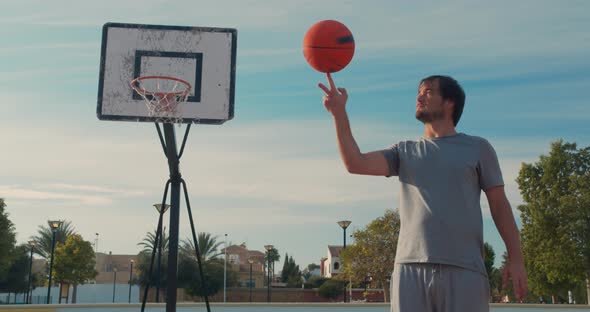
[382,133,503,275]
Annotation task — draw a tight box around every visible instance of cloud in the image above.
[0,114,543,214]
[0,42,96,55]
[2,0,587,90]
[40,183,147,196]
[0,185,112,206]
[5,1,587,62]
[0,117,398,204]
[0,66,98,84]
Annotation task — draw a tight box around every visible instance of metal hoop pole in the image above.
[140,180,170,312]
[181,179,211,311]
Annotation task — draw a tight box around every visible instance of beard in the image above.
[415,109,444,124]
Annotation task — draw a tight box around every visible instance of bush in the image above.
[318,279,345,299]
[306,276,328,288]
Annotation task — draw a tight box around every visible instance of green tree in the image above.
[304,276,328,289]
[178,256,238,298]
[483,242,496,279]
[516,140,590,303]
[52,234,98,303]
[135,250,168,290]
[496,251,517,302]
[265,247,280,282]
[0,199,16,282]
[280,254,302,287]
[180,232,223,261]
[484,242,502,299]
[32,220,76,259]
[280,253,290,282]
[302,263,320,282]
[318,279,345,300]
[0,244,29,297]
[135,228,170,293]
[138,228,169,255]
[307,263,320,271]
[489,265,503,301]
[339,209,401,302]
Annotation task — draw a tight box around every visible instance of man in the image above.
[319,73,527,311]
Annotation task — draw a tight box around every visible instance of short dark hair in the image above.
[420,75,465,126]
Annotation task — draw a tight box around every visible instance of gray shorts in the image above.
[390,263,490,312]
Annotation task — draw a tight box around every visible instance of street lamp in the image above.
[337,220,351,303]
[46,220,62,304]
[94,233,99,253]
[27,240,36,304]
[264,245,273,303]
[112,267,118,303]
[247,257,254,302]
[128,259,134,303]
[223,233,227,303]
[364,273,373,296]
[153,203,169,303]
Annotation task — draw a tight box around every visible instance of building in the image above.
[23,252,139,304]
[28,252,138,285]
[221,243,266,288]
[320,246,343,278]
[94,252,137,284]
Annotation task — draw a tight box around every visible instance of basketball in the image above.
[303,20,355,73]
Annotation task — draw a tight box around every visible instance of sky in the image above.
[1,0,589,270]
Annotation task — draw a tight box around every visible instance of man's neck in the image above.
[424,120,457,138]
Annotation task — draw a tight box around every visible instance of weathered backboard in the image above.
[97,23,236,124]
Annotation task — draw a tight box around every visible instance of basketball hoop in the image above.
[131,76,191,123]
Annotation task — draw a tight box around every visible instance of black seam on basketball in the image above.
[337,36,354,44]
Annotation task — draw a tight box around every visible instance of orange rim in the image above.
[130,75,191,97]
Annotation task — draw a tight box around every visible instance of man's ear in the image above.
[444,99,455,121]
[444,99,455,111]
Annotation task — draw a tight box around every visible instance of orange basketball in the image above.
[303,20,355,73]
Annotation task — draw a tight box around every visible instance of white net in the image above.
[130,76,191,124]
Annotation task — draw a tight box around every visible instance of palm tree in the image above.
[32,221,76,259]
[180,232,223,262]
[137,228,169,255]
[265,247,280,281]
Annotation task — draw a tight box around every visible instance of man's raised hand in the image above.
[318,73,348,116]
